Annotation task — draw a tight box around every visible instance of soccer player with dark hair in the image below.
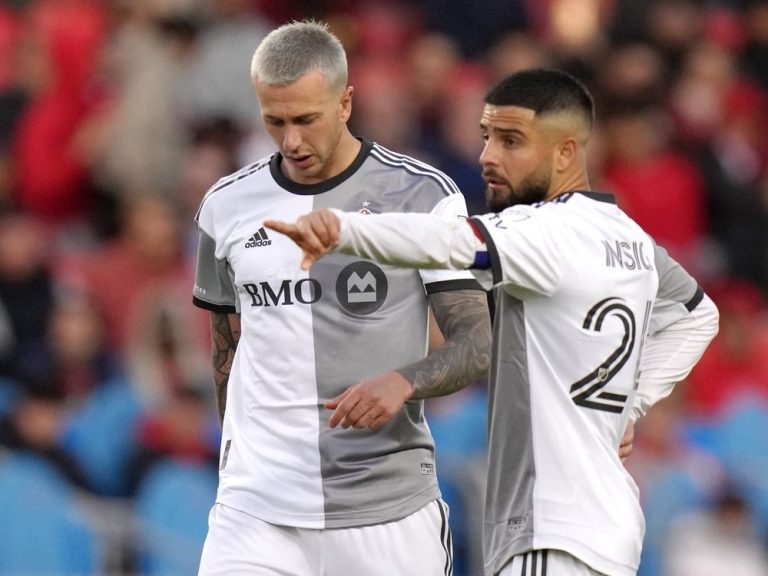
[267,68,720,576]
[192,20,491,575]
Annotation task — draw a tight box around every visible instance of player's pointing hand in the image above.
[264,209,341,270]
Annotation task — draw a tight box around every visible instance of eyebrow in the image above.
[480,123,527,138]
[264,112,320,123]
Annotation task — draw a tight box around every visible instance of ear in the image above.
[555,137,579,172]
[340,85,354,122]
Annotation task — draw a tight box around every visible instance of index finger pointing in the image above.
[264,219,295,236]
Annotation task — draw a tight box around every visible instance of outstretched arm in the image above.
[209,312,241,426]
[264,209,480,271]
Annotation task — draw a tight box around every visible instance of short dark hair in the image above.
[484,68,594,128]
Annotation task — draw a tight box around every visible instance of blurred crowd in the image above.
[0,0,767,575]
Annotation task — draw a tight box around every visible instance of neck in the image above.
[546,171,590,201]
[332,131,362,176]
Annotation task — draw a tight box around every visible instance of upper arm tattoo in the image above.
[210,312,241,425]
[398,289,492,399]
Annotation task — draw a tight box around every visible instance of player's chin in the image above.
[485,186,511,213]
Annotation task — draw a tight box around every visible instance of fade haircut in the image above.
[251,20,348,93]
[484,68,594,130]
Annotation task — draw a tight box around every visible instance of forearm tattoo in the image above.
[210,312,241,425]
[398,289,492,399]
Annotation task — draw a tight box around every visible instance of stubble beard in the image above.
[485,173,550,213]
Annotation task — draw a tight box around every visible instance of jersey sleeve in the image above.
[469,206,563,297]
[193,200,238,314]
[419,192,484,294]
[631,245,719,421]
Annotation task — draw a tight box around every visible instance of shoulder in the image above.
[368,142,462,198]
[195,154,274,220]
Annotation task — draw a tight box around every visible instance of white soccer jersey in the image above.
[470,192,662,576]
[330,191,717,576]
[193,140,478,529]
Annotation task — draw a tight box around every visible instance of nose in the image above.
[282,125,302,153]
[479,140,498,168]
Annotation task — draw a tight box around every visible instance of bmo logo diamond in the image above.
[336,262,388,315]
[347,271,377,303]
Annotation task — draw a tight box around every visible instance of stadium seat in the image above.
[0,452,100,575]
[428,385,488,576]
[709,396,768,536]
[60,378,144,496]
[638,468,711,576]
[0,378,19,418]
[134,458,218,576]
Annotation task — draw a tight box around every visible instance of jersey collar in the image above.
[576,191,617,204]
[270,138,373,195]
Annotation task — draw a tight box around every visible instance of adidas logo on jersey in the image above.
[245,227,272,248]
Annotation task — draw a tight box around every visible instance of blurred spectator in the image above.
[12,0,108,225]
[601,105,708,270]
[348,59,422,155]
[0,6,24,207]
[44,290,116,404]
[593,41,667,110]
[531,0,612,65]
[0,6,20,91]
[663,488,768,576]
[626,392,725,576]
[49,290,144,497]
[688,79,768,287]
[407,31,462,137]
[177,118,242,258]
[668,39,742,145]
[124,283,211,409]
[685,278,768,418]
[0,210,54,380]
[177,0,271,132]
[58,194,196,353]
[132,388,218,490]
[644,0,704,74]
[351,1,421,60]
[420,0,527,57]
[125,293,219,498]
[741,0,768,90]
[0,380,90,491]
[486,30,552,83]
[88,0,199,202]
[419,63,489,215]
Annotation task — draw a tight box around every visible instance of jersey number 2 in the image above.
[570,297,636,414]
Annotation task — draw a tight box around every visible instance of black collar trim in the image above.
[269,138,372,195]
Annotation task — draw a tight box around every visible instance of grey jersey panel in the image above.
[650,244,702,334]
[193,227,238,312]
[484,294,535,569]
[654,244,699,305]
[306,143,460,526]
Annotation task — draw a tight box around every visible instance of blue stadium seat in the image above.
[638,468,710,576]
[60,377,144,496]
[709,397,768,537]
[135,458,218,576]
[428,386,488,576]
[0,378,20,418]
[0,452,101,575]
